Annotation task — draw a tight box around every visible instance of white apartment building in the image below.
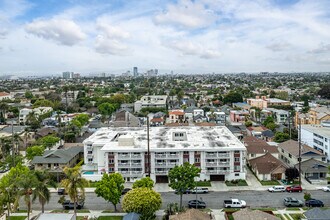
[301,124,330,162]
[82,126,246,183]
[134,95,169,112]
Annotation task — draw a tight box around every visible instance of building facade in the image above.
[82,126,246,182]
[134,95,169,113]
[301,124,330,162]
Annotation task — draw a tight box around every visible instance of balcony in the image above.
[218,154,230,158]
[154,154,167,158]
[131,154,142,158]
[130,163,142,168]
[206,169,229,174]
[167,154,179,158]
[86,145,93,151]
[87,154,93,159]
[155,169,168,174]
[205,153,217,158]
[118,154,131,159]
[206,162,218,167]
[117,163,131,167]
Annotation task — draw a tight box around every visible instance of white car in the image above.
[322,186,330,192]
[268,186,286,192]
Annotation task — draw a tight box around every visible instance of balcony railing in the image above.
[155,154,167,158]
[86,146,93,151]
[87,154,93,159]
[118,154,131,159]
[205,154,217,158]
[206,169,229,174]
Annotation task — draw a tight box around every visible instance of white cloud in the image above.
[165,40,220,59]
[25,18,86,46]
[308,43,330,54]
[154,0,216,29]
[266,41,291,52]
[94,21,130,55]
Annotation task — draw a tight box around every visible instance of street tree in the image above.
[95,173,125,212]
[33,170,57,213]
[17,171,37,220]
[285,167,299,182]
[61,166,89,214]
[132,177,154,189]
[122,188,162,220]
[26,145,45,161]
[168,162,201,210]
[274,132,290,143]
[38,135,60,149]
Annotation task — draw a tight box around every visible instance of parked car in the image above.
[188,200,206,209]
[223,199,246,208]
[190,187,209,194]
[286,185,302,193]
[62,200,84,210]
[322,186,330,192]
[122,188,131,195]
[283,197,303,207]
[175,189,191,194]
[305,199,324,207]
[268,186,286,192]
[57,188,67,195]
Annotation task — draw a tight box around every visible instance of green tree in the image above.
[266,122,278,132]
[38,135,60,149]
[25,91,34,99]
[95,173,125,212]
[262,116,275,126]
[17,170,37,220]
[33,170,57,213]
[285,168,299,182]
[98,103,116,118]
[274,132,290,143]
[32,99,54,108]
[223,92,243,104]
[132,177,154,189]
[61,166,89,214]
[168,162,201,210]
[245,121,252,127]
[26,145,45,161]
[74,114,90,126]
[122,188,162,220]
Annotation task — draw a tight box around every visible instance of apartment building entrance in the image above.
[210,175,225,181]
[156,175,168,183]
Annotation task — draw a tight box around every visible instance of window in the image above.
[109,159,114,163]
[183,151,189,154]
[88,158,93,162]
[108,152,114,155]
[234,150,240,153]
[48,164,51,168]
[235,174,239,176]
[281,149,284,153]
[195,158,200,163]
[234,166,240,171]
[234,157,240,162]
[251,154,255,157]
[54,163,59,167]
[109,168,114,172]
[88,151,92,154]
[289,154,292,158]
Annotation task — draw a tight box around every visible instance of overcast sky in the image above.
[1,0,330,75]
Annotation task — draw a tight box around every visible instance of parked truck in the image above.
[223,199,246,208]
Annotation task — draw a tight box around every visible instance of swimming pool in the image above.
[83,171,94,175]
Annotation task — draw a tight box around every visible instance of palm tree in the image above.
[16,171,37,220]
[33,170,57,213]
[61,166,88,214]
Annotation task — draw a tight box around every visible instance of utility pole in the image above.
[147,116,151,177]
[298,119,302,187]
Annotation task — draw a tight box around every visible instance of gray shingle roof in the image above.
[304,208,330,220]
[31,146,83,164]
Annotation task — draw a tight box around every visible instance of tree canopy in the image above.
[95,173,125,212]
[26,145,45,161]
[132,177,154,189]
[122,188,162,220]
[223,92,243,104]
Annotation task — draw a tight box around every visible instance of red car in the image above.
[286,185,303,193]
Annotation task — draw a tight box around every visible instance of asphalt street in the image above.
[21,190,330,211]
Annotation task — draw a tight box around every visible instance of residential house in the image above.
[150,112,166,126]
[134,95,169,112]
[243,136,279,160]
[35,127,57,139]
[206,111,226,125]
[32,146,83,171]
[249,152,288,180]
[301,124,330,162]
[278,140,327,166]
[295,158,328,183]
[0,92,12,101]
[230,110,249,123]
[193,114,207,123]
[261,130,275,142]
[193,109,204,117]
[168,110,186,123]
[112,110,140,127]
[232,209,279,220]
[304,208,330,220]
[246,126,268,139]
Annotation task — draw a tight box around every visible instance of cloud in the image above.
[266,41,291,52]
[308,43,330,54]
[154,0,216,29]
[0,28,8,39]
[94,21,130,55]
[25,18,86,46]
[165,40,220,59]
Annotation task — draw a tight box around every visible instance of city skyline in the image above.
[1,0,330,75]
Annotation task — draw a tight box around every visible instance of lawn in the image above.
[12,209,28,213]
[196,180,211,187]
[51,209,69,213]
[275,214,285,220]
[7,217,27,220]
[225,179,248,186]
[290,213,304,220]
[260,180,281,186]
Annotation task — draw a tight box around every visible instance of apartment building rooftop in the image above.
[84,126,246,152]
[301,125,330,137]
